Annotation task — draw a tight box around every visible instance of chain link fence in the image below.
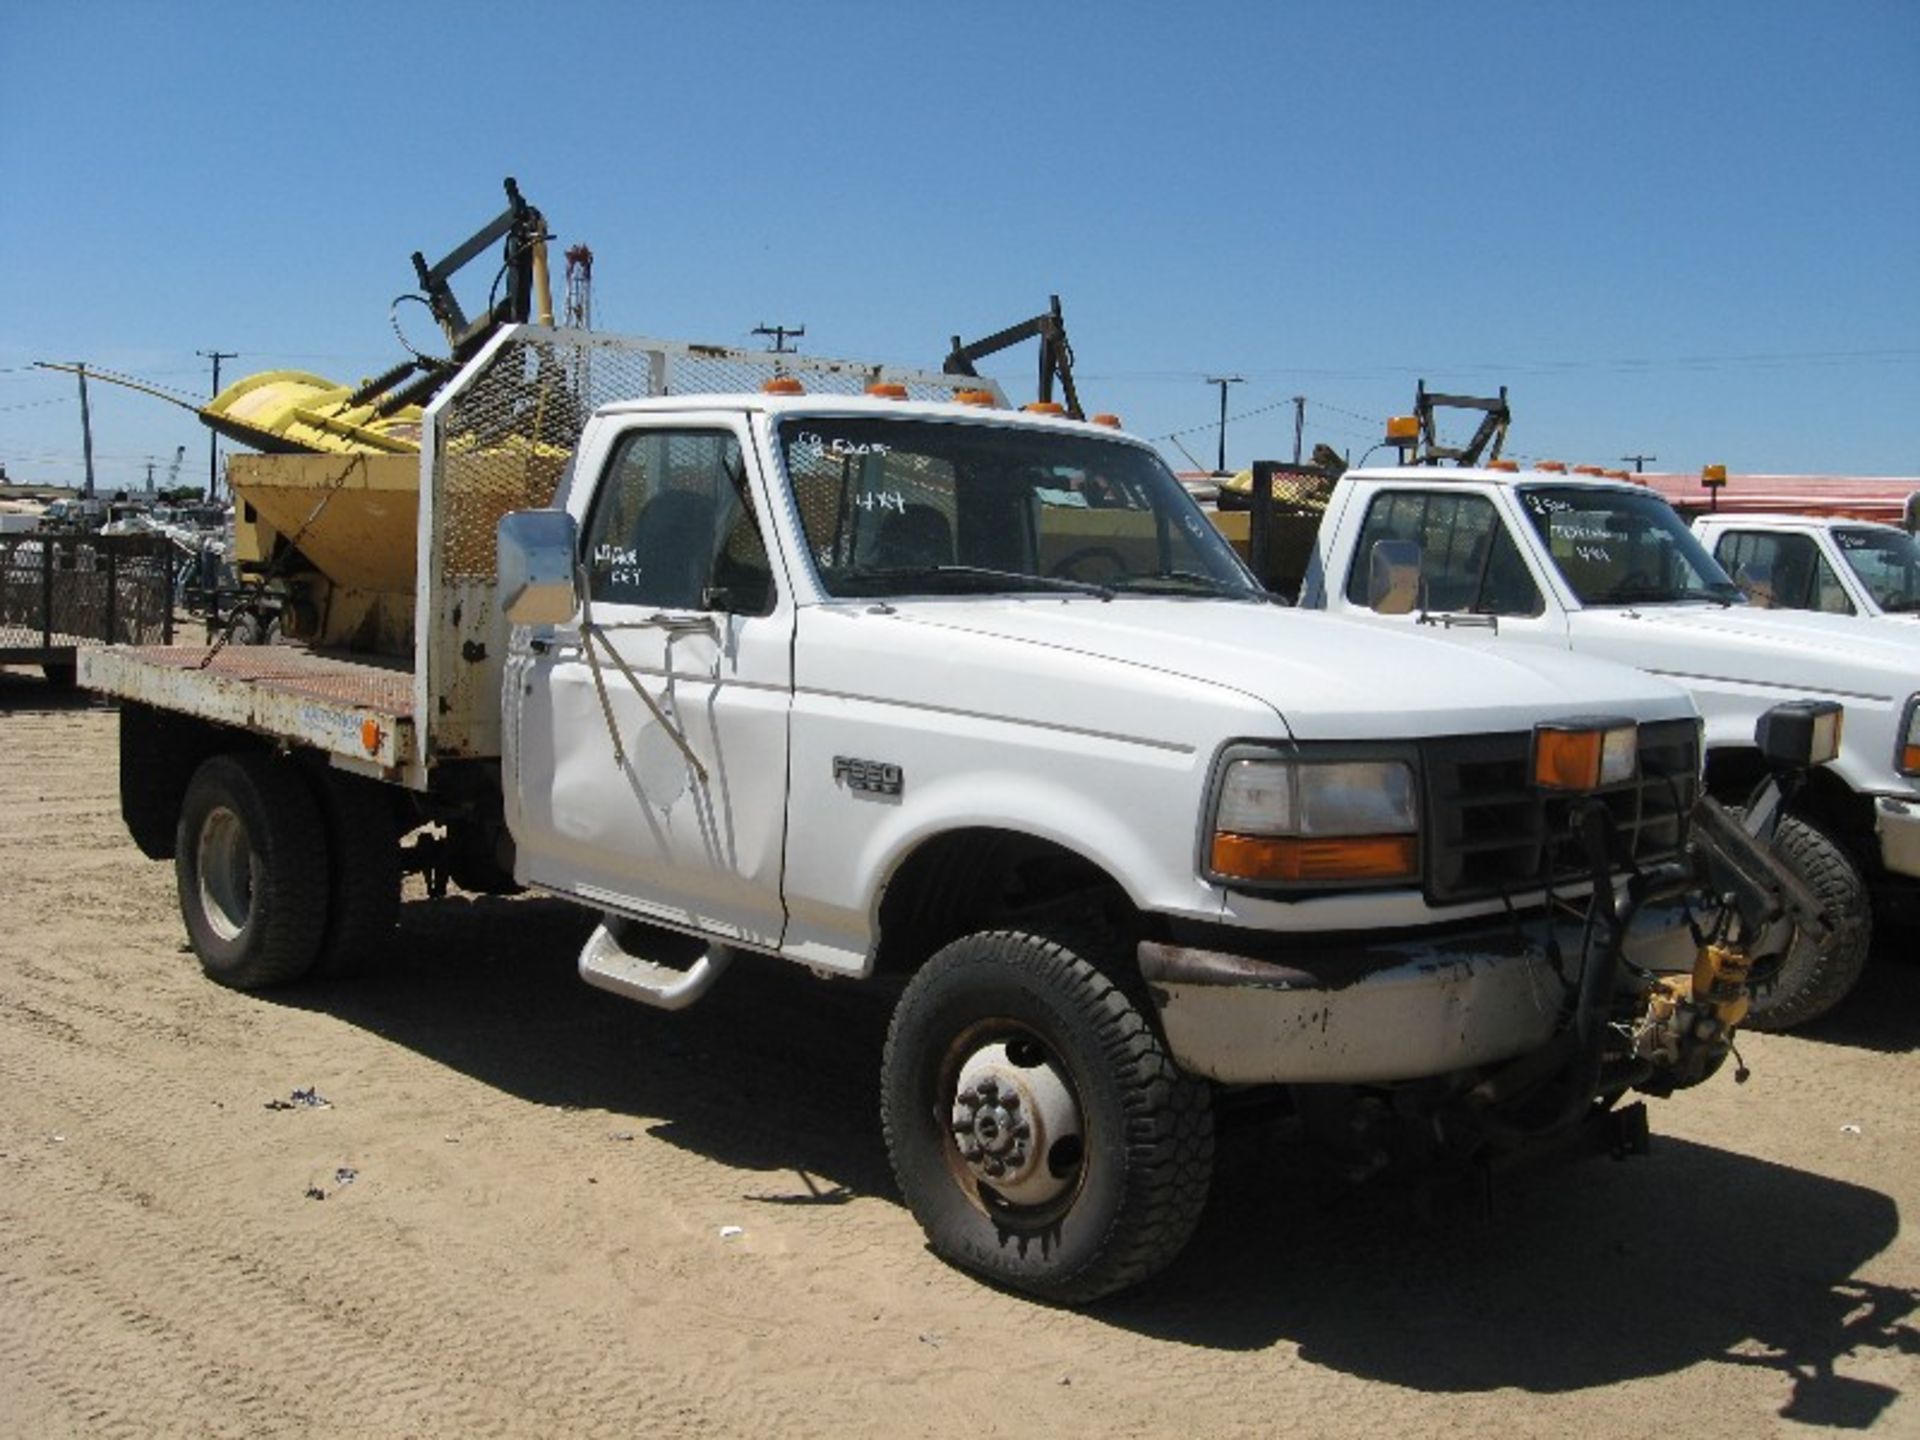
[0,533,174,662]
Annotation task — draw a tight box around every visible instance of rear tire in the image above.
[310,769,400,977]
[175,752,329,989]
[1744,814,1871,1031]
[880,926,1213,1304]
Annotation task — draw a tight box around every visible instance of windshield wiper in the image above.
[838,565,1114,600]
[1598,582,1735,606]
[1106,570,1249,598]
[1879,596,1920,613]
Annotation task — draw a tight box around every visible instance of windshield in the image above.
[777,416,1262,601]
[1519,485,1742,606]
[1833,526,1920,613]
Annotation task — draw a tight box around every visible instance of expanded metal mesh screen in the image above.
[0,534,173,651]
[432,328,998,580]
[1267,470,1333,510]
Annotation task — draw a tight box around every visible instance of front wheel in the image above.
[880,927,1213,1304]
[1743,814,1871,1031]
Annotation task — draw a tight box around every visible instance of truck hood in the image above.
[1571,603,1920,703]
[875,597,1696,741]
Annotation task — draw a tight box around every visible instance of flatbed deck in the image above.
[80,643,416,777]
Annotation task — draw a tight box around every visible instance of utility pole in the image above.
[1204,375,1243,474]
[198,349,238,500]
[753,323,805,353]
[1621,453,1657,474]
[1292,395,1306,464]
[75,361,97,497]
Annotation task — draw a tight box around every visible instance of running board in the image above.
[578,920,732,1011]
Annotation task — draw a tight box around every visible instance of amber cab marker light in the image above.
[1533,720,1638,792]
[761,376,806,395]
[1090,412,1123,428]
[1022,401,1065,415]
[866,382,908,400]
[955,389,996,407]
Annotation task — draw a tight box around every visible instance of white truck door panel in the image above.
[509,420,792,947]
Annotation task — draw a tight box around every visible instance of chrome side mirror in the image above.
[1367,538,1423,615]
[498,509,580,625]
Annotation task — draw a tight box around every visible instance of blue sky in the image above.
[3,1,1915,494]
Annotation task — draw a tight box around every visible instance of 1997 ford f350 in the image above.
[84,327,1828,1301]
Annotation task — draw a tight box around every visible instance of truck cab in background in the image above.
[1693,512,1920,622]
[1303,465,1920,1029]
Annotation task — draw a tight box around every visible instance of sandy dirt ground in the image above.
[1,667,1916,1438]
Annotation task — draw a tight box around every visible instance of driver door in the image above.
[507,419,793,946]
[1327,486,1569,651]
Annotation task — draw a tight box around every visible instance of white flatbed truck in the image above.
[84,327,1824,1301]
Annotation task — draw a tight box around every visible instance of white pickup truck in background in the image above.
[1693,512,1920,623]
[1303,465,1920,1030]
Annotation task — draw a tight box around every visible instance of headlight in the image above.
[1208,755,1418,885]
[1899,696,1920,778]
[1532,718,1638,792]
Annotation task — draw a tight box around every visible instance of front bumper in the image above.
[1138,909,1690,1087]
[1874,796,1920,879]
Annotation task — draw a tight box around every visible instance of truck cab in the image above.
[1693,512,1920,622]
[1303,465,1920,1027]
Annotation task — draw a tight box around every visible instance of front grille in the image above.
[1422,718,1699,904]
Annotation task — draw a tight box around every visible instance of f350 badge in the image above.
[833,756,903,797]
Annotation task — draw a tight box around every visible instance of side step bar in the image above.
[578,918,732,1011]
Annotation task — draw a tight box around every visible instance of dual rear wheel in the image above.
[174,752,399,989]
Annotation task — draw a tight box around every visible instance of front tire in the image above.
[175,752,329,989]
[880,927,1213,1304]
[1744,814,1871,1031]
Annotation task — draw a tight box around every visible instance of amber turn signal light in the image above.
[1532,720,1638,792]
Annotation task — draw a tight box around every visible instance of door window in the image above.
[582,429,773,613]
[1713,531,1854,614]
[1344,490,1542,615]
